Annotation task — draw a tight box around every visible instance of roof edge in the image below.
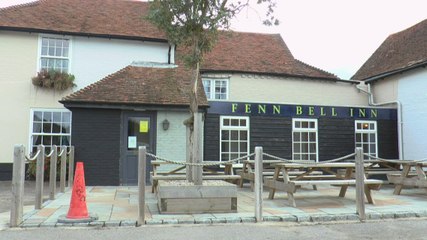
[60,100,209,109]
[363,60,427,82]
[0,26,169,43]
[200,69,359,84]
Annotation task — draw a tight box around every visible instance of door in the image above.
[121,112,156,185]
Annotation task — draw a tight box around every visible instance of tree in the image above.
[147,0,278,184]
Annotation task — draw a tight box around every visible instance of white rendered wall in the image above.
[397,69,427,159]
[71,36,170,89]
[370,75,399,104]
[156,110,205,171]
[0,31,38,162]
[219,74,368,107]
[156,111,190,171]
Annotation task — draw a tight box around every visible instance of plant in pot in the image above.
[32,70,76,91]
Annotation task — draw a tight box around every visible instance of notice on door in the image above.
[139,121,149,133]
[128,136,137,149]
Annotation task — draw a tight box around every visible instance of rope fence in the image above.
[262,152,357,164]
[10,144,75,228]
[146,152,255,167]
[363,153,427,163]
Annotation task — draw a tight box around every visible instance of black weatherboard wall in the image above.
[70,108,121,185]
[204,101,399,161]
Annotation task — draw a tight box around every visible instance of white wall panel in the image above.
[72,37,170,89]
[398,69,427,159]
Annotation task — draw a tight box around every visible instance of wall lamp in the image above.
[162,119,170,131]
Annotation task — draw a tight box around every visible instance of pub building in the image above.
[62,31,398,186]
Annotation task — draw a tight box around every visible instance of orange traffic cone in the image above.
[66,162,89,219]
[58,162,97,223]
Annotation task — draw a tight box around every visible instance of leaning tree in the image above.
[147,0,278,184]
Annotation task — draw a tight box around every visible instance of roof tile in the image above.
[200,31,338,80]
[61,65,208,107]
[352,19,427,80]
[0,0,166,40]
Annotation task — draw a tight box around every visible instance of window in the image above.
[292,119,318,161]
[30,109,72,154]
[220,116,249,162]
[355,120,377,158]
[202,78,228,100]
[39,36,70,73]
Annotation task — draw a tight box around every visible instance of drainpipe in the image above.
[356,83,404,160]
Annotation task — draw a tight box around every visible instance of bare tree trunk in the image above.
[186,38,203,185]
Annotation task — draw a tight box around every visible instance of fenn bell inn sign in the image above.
[208,101,397,120]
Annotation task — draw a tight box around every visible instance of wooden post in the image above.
[254,146,263,222]
[35,145,45,210]
[49,146,57,200]
[192,113,203,185]
[355,147,366,221]
[185,123,193,182]
[10,145,25,227]
[60,146,66,193]
[68,146,75,188]
[137,146,146,226]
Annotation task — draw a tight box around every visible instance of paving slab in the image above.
[3,183,427,229]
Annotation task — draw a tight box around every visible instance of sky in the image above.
[1,0,426,79]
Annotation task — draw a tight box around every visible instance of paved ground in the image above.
[0,181,52,213]
[1,181,427,229]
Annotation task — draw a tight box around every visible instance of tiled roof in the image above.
[352,19,427,80]
[61,65,208,107]
[200,31,339,80]
[0,0,166,41]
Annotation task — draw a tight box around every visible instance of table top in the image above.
[242,160,284,164]
[272,162,359,168]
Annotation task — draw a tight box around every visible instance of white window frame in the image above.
[219,116,250,163]
[202,78,229,100]
[292,118,318,162]
[29,108,72,154]
[355,120,378,158]
[37,34,72,73]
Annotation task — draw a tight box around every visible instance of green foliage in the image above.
[27,155,69,181]
[147,0,278,67]
[32,70,76,91]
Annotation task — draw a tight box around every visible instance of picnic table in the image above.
[238,160,322,190]
[264,162,383,207]
[386,160,427,195]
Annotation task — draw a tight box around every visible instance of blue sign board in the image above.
[208,101,397,120]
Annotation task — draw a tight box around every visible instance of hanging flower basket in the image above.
[32,70,76,91]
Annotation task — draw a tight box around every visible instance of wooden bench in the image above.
[264,178,383,207]
[151,175,242,192]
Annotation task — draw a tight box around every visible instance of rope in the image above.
[321,153,357,163]
[45,149,55,158]
[146,152,255,166]
[262,153,290,161]
[25,150,40,162]
[262,152,356,164]
[364,153,427,163]
[57,148,65,157]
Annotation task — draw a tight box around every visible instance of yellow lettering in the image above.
[245,104,251,113]
[296,106,303,115]
[320,107,326,116]
[359,109,366,117]
[309,106,315,116]
[371,109,378,118]
[273,105,281,114]
[258,105,266,114]
[232,103,238,113]
[350,108,354,117]
[331,108,337,117]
